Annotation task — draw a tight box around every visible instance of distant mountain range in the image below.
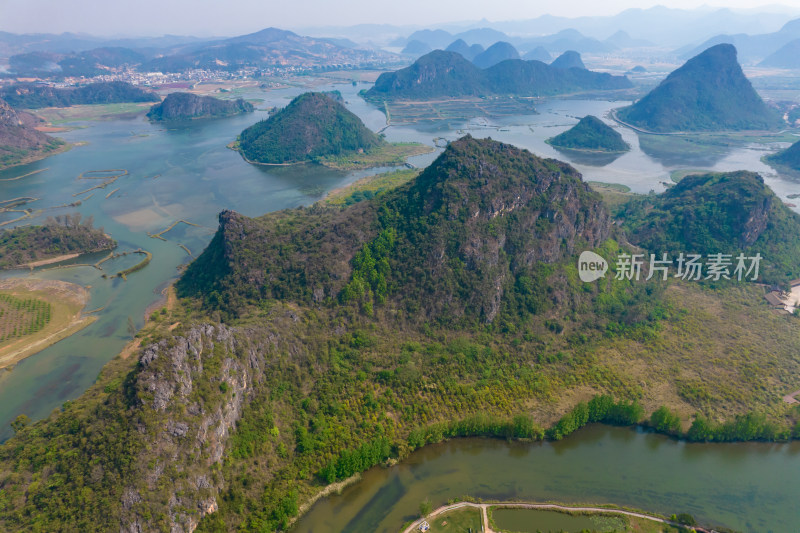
[758,38,800,68]
[616,44,781,133]
[679,18,800,64]
[364,50,631,102]
[144,28,394,72]
[1,27,399,77]
[472,42,519,69]
[445,39,484,61]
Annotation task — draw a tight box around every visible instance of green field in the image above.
[33,102,155,125]
[326,168,421,206]
[319,143,433,170]
[428,506,483,532]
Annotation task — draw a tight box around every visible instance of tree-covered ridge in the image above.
[236,92,384,164]
[0,214,116,269]
[764,138,800,171]
[179,136,613,325]
[0,82,159,109]
[616,44,782,132]
[618,171,800,284]
[364,50,632,102]
[546,115,630,152]
[146,92,254,121]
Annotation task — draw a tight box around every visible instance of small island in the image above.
[0,214,116,270]
[146,92,254,121]
[232,91,431,169]
[546,115,630,153]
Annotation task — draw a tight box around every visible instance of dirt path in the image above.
[401,501,710,533]
[19,253,80,268]
[782,390,800,404]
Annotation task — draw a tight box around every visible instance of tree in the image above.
[10,414,30,434]
[127,316,136,338]
[419,498,432,517]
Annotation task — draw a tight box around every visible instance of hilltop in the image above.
[472,41,520,68]
[364,50,632,102]
[146,93,254,121]
[236,92,383,165]
[550,50,586,69]
[0,97,65,170]
[764,139,800,171]
[619,171,800,285]
[4,137,800,533]
[616,44,781,132]
[180,136,612,322]
[547,115,630,153]
[445,39,484,61]
[759,38,800,68]
[0,81,159,109]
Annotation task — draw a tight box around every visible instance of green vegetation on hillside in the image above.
[365,50,632,102]
[146,92,254,121]
[3,138,800,533]
[618,171,800,285]
[0,82,159,109]
[616,44,781,132]
[547,115,630,152]
[237,92,384,165]
[0,213,115,269]
[764,138,800,171]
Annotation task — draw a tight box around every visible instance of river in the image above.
[292,425,800,533]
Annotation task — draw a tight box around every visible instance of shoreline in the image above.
[19,253,81,269]
[0,140,73,173]
[401,501,710,533]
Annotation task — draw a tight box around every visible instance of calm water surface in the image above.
[293,425,800,533]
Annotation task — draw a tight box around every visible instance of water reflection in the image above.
[551,146,626,166]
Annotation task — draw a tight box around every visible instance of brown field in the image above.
[0,278,95,369]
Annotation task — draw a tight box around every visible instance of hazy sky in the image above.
[2,0,800,36]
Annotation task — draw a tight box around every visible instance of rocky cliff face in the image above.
[0,98,53,151]
[0,97,62,169]
[119,323,279,533]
